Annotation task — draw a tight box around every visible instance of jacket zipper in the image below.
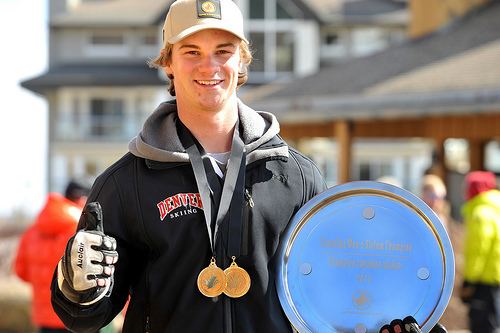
[224,294,232,333]
[145,315,151,333]
[221,189,255,333]
[244,188,254,208]
[242,188,254,256]
[221,242,232,333]
[222,187,254,333]
[144,254,152,333]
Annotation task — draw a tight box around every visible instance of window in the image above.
[72,98,83,138]
[250,0,295,19]
[276,0,294,19]
[86,31,128,57]
[249,32,265,72]
[250,0,265,19]
[354,161,394,181]
[142,34,157,46]
[90,99,125,137]
[247,0,298,79]
[359,163,371,180]
[90,33,124,46]
[485,141,500,172]
[276,32,294,72]
[444,138,469,173]
[249,31,294,74]
[324,33,339,45]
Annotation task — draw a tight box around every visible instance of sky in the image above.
[0,0,48,217]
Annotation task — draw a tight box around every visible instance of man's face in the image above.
[165,29,242,112]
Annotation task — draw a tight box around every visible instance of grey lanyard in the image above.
[178,120,246,257]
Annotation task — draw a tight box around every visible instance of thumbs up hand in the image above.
[57,202,118,305]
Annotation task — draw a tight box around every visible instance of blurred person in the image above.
[14,180,89,333]
[460,171,500,333]
[420,174,470,330]
[49,1,448,332]
[421,174,449,229]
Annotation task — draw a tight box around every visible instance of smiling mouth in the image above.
[196,80,223,86]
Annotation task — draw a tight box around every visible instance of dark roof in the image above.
[251,88,500,122]
[288,0,323,22]
[50,0,172,27]
[342,0,406,16]
[21,64,166,95]
[263,0,500,98]
[306,0,407,22]
[154,0,321,24]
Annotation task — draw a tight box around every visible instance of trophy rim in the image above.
[276,181,455,333]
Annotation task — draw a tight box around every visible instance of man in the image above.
[50,1,446,332]
[15,181,89,333]
[51,1,324,332]
[460,171,500,333]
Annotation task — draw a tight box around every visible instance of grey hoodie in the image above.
[128,99,288,165]
[52,99,327,333]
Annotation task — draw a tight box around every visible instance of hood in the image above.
[35,193,82,236]
[465,171,497,200]
[128,99,288,165]
[462,189,500,218]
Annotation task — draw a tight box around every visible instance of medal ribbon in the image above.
[178,119,246,258]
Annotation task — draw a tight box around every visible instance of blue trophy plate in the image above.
[276,181,454,333]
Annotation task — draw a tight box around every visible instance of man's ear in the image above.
[164,64,173,76]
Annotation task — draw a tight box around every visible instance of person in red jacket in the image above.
[14,181,89,333]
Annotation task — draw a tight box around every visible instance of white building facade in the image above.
[24,0,426,194]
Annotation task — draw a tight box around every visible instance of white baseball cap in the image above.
[162,0,248,45]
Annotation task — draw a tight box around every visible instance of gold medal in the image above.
[223,256,251,298]
[197,257,226,297]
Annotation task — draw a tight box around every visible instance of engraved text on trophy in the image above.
[321,237,413,312]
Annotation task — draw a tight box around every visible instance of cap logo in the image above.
[197,0,221,19]
[202,1,216,13]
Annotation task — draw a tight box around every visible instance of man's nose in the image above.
[198,55,219,73]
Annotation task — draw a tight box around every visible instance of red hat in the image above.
[465,171,496,200]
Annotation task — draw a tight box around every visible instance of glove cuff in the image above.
[57,260,111,306]
[80,283,111,306]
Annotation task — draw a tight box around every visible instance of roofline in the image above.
[250,88,500,122]
[320,9,409,27]
[20,64,167,95]
[289,0,323,23]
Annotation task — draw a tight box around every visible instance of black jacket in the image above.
[52,100,326,333]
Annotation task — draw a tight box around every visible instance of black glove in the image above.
[57,202,118,305]
[459,280,475,304]
[379,316,447,333]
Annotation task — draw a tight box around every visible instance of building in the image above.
[21,0,324,192]
[248,0,500,213]
[308,0,408,65]
[21,0,420,192]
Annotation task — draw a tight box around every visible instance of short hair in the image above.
[421,174,447,199]
[64,180,90,202]
[148,40,253,96]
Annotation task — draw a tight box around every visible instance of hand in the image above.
[57,202,118,305]
[459,280,475,303]
[379,316,447,333]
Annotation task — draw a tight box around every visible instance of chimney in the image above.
[408,0,491,39]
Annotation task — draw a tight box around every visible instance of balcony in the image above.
[54,114,143,142]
